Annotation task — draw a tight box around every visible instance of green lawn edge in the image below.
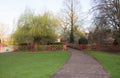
[0,51,70,78]
[85,51,120,78]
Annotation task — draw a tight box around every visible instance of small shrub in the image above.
[47,42,64,45]
[17,45,31,51]
[36,45,48,51]
[78,37,88,44]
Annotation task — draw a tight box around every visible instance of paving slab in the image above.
[51,48,111,78]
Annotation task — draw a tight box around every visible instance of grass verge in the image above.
[0,51,70,78]
[86,51,120,78]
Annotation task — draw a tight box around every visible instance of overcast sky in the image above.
[0,0,91,34]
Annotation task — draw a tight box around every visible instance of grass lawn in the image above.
[0,51,70,78]
[86,51,120,78]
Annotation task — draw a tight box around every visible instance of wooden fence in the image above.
[14,44,67,52]
[1,43,119,52]
[67,43,117,51]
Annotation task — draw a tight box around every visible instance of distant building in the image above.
[56,36,61,42]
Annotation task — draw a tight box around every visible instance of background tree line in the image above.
[88,0,120,45]
[12,0,87,45]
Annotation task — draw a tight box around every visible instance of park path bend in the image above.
[52,48,111,78]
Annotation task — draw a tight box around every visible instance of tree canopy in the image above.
[12,9,60,44]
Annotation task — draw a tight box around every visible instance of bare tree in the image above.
[0,23,8,43]
[91,0,120,44]
[61,0,81,43]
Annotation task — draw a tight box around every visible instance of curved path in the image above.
[52,48,111,78]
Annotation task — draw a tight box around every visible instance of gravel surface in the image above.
[52,48,111,78]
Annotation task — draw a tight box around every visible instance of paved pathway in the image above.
[52,48,111,78]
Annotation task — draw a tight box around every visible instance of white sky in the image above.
[0,0,91,34]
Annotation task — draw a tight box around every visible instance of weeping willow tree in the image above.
[12,9,60,44]
[29,12,60,44]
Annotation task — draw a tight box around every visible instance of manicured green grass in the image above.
[86,51,120,78]
[0,51,70,78]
